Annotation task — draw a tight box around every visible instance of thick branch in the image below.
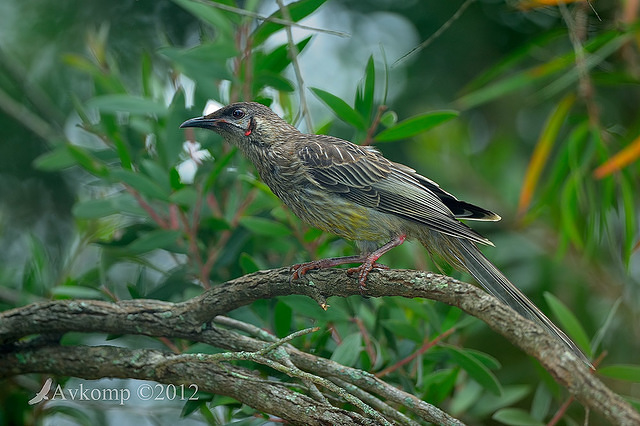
[0,267,638,424]
[0,345,375,426]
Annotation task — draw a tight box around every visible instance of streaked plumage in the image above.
[181,101,592,367]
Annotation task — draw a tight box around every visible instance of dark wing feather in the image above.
[404,167,500,221]
[296,136,494,244]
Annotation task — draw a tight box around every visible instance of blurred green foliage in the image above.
[1,0,639,424]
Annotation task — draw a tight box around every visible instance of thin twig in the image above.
[187,0,349,38]
[353,317,376,366]
[330,377,419,426]
[256,327,319,356]
[376,327,456,378]
[125,186,169,228]
[0,86,58,141]
[276,0,313,132]
[362,105,388,146]
[394,0,476,67]
[559,2,600,128]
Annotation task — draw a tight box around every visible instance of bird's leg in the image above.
[290,235,406,295]
[348,234,406,293]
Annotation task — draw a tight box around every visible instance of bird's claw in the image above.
[347,262,387,295]
[289,261,320,283]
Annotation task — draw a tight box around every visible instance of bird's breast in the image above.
[271,185,397,243]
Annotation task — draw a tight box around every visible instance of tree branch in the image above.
[0,345,376,425]
[1,268,638,424]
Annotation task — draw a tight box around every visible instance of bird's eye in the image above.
[232,109,245,119]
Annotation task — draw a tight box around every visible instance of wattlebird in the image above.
[181,101,591,367]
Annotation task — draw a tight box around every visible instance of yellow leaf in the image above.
[593,134,640,179]
[517,0,587,10]
[518,94,575,215]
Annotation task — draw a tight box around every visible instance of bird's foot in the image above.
[347,262,389,295]
[290,255,365,283]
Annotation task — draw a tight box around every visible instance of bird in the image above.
[180,101,592,367]
[28,378,52,405]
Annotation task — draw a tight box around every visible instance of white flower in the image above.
[177,141,213,184]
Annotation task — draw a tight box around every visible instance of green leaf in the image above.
[169,187,199,207]
[620,174,636,266]
[442,305,463,331]
[446,346,503,396]
[87,94,168,116]
[258,37,313,74]
[599,364,640,382]
[160,44,236,82]
[172,0,233,39]
[492,408,545,426]
[72,198,120,219]
[252,0,327,46]
[471,384,532,418]
[463,349,501,370]
[311,88,366,130]
[111,169,170,201]
[52,286,106,300]
[355,55,375,120]
[239,216,292,237]
[239,252,260,275]
[530,384,552,421]
[180,392,214,418]
[274,300,293,338]
[330,333,362,366]
[122,230,183,255]
[33,145,76,171]
[543,292,592,357]
[253,72,295,92]
[374,110,458,142]
[427,368,459,404]
[141,159,171,193]
[539,33,632,99]
[68,145,109,176]
[379,110,397,128]
[380,319,422,342]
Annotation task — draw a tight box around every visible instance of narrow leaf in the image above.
[492,408,545,426]
[252,0,327,46]
[593,133,640,178]
[67,145,109,176]
[620,175,636,266]
[543,292,592,357]
[111,169,170,201]
[330,333,362,366]
[87,94,168,116]
[311,88,366,130]
[355,56,375,120]
[52,286,106,300]
[72,198,120,219]
[374,110,458,142]
[518,93,575,215]
[599,364,640,382]
[123,230,183,255]
[33,145,76,171]
[446,346,503,396]
[259,37,312,74]
[559,176,585,248]
[172,0,233,39]
[239,216,292,237]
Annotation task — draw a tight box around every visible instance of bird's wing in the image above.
[393,163,501,221]
[296,136,388,207]
[295,136,491,244]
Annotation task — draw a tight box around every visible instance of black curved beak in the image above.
[180,116,222,130]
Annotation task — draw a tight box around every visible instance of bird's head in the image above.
[180,102,295,149]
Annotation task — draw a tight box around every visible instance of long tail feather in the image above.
[444,237,592,367]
